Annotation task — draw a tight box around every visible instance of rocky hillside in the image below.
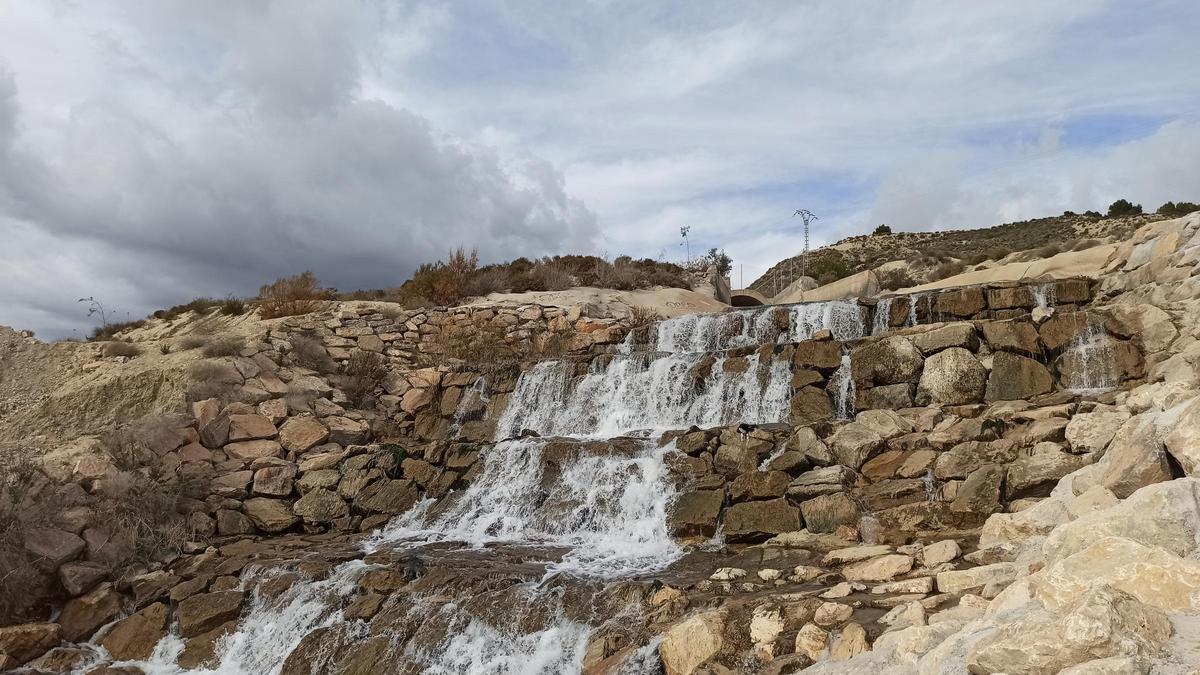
[750,211,1165,295]
[0,213,1197,674]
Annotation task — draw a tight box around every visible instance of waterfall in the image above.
[922,468,938,502]
[1063,322,1117,393]
[496,353,792,439]
[1033,283,1058,310]
[415,605,593,675]
[651,300,863,354]
[830,351,855,421]
[906,293,924,327]
[449,377,490,433]
[379,438,682,578]
[872,298,893,336]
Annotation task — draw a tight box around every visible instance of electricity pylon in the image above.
[793,209,818,280]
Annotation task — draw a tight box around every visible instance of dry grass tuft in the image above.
[201,335,245,358]
[289,333,337,373]
[258,271,330,319]
[338,351,387,406]
[178,335,207,350]
[102,341,142,358]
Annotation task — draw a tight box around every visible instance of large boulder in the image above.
[966,587,1170,674]
[354,479,419,515]
[916,348,986,405]
[1098,415,1173,499]
[1165,398,1200,475]
[985,352,1054,401]
[723,498,802,542]
[59,585,122,642]
[981,320,1042,357]
[1043,478,1200,562]
[668,490,724,538]
[178,591,244,638]
[0,623,61,665]
[841,554,913,582]
[852,337,923,386]
[292,488,350,524]
[828,423,885,469]
[1006,449,1090,498]
[659,610,726,675]
[226,414,277,442]
[934,288,986,317]
[22,527,85,570]
[1064,409,1129,454]
[242,498,299,533]
[99,602,169,661]
[912,323,979,354]
[790,386,834,426]
[730,471,790,501]
[799,492,861,533]
[278,416,329,453]
[950,464,1003,515]
[1036,536,1200,613]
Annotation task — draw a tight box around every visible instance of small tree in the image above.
[258,271,327,319]
[705,248,733,277]
[1157,201,1200,217]
[1106,199,1143,218]
[872,224,892,235]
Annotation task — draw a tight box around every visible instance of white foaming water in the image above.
[651,301,863,354]
[497,352,792,439]
[1033,283,1058,310]
[416,607,593,675]
[379,438,682,578]
[830,352,855,421]
[872,298,894,335]
[1064,322,1117,393]
[122,561,370,675]
[449,376,490,434]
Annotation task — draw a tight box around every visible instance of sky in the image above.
[2,1,1199,338]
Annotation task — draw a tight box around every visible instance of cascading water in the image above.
[449,377,490,433]
[496,353,792,439]
[830,351,856,421]
[379,438,682,578]
[1032,283,1058,310]
[872,298,894,335]
[906,293,924,327]
[651,300,864,354]
[1063,322,1117,393]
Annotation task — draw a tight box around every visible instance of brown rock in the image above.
[198,413,231,449]
[354,479,419,515]
[852,337,923,386]
[178,591,244,638]
[730,471,790,501]
[790,386,834,426]
[58,561,109,596]
[23,527,85,570]
[215,509,256,536]
[223,440,283,462]
[178,621,237,669]
[800,493,861,534]
[227,414,277,441]
[981,320,1042,356]
[210,470,253,498]
[278,416,330,453]
[668,489,724,538]
[292,488,350,524]
[951,464,1003,515]
[723,498,802,542]
[59,585,123,642]
[916,347,986,406]
[934,287,986,317]
[242,498,299,533]
[325,416,369,446]
[99,602,169,661]
[986,352,1054,401]
[1100,416,1174,499]
[793,341,843,371]
[0,623,61,665]
[253,465,297,497]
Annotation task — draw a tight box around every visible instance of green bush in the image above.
[1106,199,1143,217]
[872,224,892,235]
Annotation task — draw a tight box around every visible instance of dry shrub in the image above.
[465,267,510,297]
[1072,238,1102,251]
[178,335,207,350]
[258,271,329,319]
[90,319,146,341]
[338,351,387,406]
[628,306,664,328]
[929,261,966,281]
[289,333,337,373]
[877,268,915,291]
[528,261,574,291]
[0,449,52,624]
[103,341,142,358]
[186,360,240,404]
[1036,243,1063,258]
[201,334,245,358]
[220,296,246,315]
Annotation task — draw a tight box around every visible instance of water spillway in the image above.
[648,300,865,353]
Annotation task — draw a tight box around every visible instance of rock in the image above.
[216,509,255,536]
[1165,398,1200,475]
[814,602,853,627]
[22,527,85,570]
[829,622,869,661]
[828,423,885,469]
[921,540,961,567]
[57,561,108,596]
[668,490,724,538]
[841,554,914,582]
[659,610,725,675]
[178,591,244,638]
[790,386,834,426]
[986,352,1054,401]
[916,348,986,405]
[857,383,915,410]
[912,323,979,354]
[99,602,169,661]
[799,493,861,534]
[981,320,1042,357]
[199,413,231,449]
[936,562,1017,594]
[1065,410,1130,454]
[852,336,924,386]
[242,498,299,533]
[177,621,236,669]
[1044,478,1200,562]
[723,498,802,542]
[1037,536,1200,613]
[967,587,1170,674]
[223,440,283,462]
[325,416,369,445]
[823,544,894,565]
[292,488,349,524]
[934,440,1016,480]
[935,287,986,317]
[227,414,277,441]
[788,465,855,498]
[1058,657,1150,675]
[873,577,935,595]
[794,623,828,661]
[793,340,843,370]
[730,471,790,501]
[950,464,1003,514]
[0,623,61,665]
[253,464,296,497]
[710,568,747,581]
[354,479,419,515]
[1099,415,1173,499]
[210,470,253,497]
[59,584,123,642]
[278,416,330,453]
[1006,450,1090,498]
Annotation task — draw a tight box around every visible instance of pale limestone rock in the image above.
[936,562,1017,594]
[871,621,964,665]
[749,604,784,648]
[829,622,869,661]
[710,567,746,581]
[1064,485,1119,519]
[821,582,853,599]
[1065,410,1130,454]
[794,623,828,661]
[822,544,893,565]
[757,568,781,582]
[1036,536,1200,613]
[1099,414,1174,499]
[916,347,986,406]
[659,610,725,675]
[980,497,1070,547]
[966,587,1170,674]
[880,601,926,632]
[921,540,961,567]
[1057,656,1149,675]
[1043,478,1200,562]
[1165,397,1200,475]
[842,554,914,582]
[871,577,934,595]
[814,602,853,627]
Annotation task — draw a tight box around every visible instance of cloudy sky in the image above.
[2,1,1199,338]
